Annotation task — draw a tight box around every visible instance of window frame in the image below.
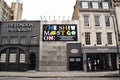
[10,36,19,44]
[107,32,112,45]
[20,54,25,63]
[0,53,6,63]
[105,16,110,26]
[84,15,89,26]
[85,32,91,45]
[102,2,109,9]
[20,36,26,44]
[96,32,102,45]
[94,16,100,26]
[92,1,99,9]
[9,53,16,63]
[81,1,89,9]
[31,36,38,44]
[2,36,8,44]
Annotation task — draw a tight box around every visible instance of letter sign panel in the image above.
[43,24,78,41]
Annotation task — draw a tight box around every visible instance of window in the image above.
[107,33,112,45]
[69,58,74,62]
[2,36,8,44]
[20,36,26,44]
[94,16,100,26]
[10,16,14,20]
[10,36,18,44]
[0,54,6,62]
[96,32,102,45]
[85,32,91,45]
[92,2,99,9]
[84,16,89,26]
[76,58,81,62]
[118,34,120,41]
[9,54,16,63]
[102,2,109,9]
[105,16,110,26]
[20,54,25,63]
[81,2,89,8]
[31,36,37,44]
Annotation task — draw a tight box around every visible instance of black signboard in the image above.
[43,24,77,41]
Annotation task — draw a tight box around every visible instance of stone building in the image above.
[72,0,119,71]
[40,20,81,71]
[0,0,23,21]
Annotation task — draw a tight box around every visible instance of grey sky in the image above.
[5,0,76,20]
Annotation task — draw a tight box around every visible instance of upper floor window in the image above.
[84,16,89,26]
[102,2,109,9]
[96,32,102,45]
[20,36,26,44]
[85,32,91,45]
[118,34,120,41]
[94,16,100,26]
[107,32,112,45]
[92,2,99,9]
[81,2,89,8]
[10,36,18,44]
[2,36,8,44]
[31,36,37,44]
[105,16,110,26]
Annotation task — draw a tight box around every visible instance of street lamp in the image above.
[110,11,120,74]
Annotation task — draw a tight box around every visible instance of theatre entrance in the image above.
[29,53,36,70]
[87,53,117,71]
[69,57,83,71]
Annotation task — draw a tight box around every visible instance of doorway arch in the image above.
[0,47,26,71]
[29,53,36,70]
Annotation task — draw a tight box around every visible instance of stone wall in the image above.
[39,20,79,71]
[40,42,67,71]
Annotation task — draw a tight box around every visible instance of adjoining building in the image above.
[0,0,23,21]
[72,0,119,71]
[0,21,40,71]
[40,20,81,71]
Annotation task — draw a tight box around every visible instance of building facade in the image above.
[0,21,40,71]
[40,20,81,71]
[0,0,120,72]
[72,0,119,71]
[0,20,81,71]
[0,0,23,21]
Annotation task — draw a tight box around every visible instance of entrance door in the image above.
[87,53,109,71]
[29,54,36,70]
[69,57,83,71]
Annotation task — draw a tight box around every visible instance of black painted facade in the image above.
[0,21,40,71]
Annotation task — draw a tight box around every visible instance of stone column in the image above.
[108,54,112,69]
[83,53,87,72]
[5,49,9,71]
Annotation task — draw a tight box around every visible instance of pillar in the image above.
[83,53,87,72]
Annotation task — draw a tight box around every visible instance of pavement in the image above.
[0,71,120,78]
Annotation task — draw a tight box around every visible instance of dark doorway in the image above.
[87,53,117,71]
[29,53,36,70]
[69,57,83,71]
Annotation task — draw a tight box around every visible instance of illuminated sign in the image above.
[43,24,77,41]
[7,23,34,32]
